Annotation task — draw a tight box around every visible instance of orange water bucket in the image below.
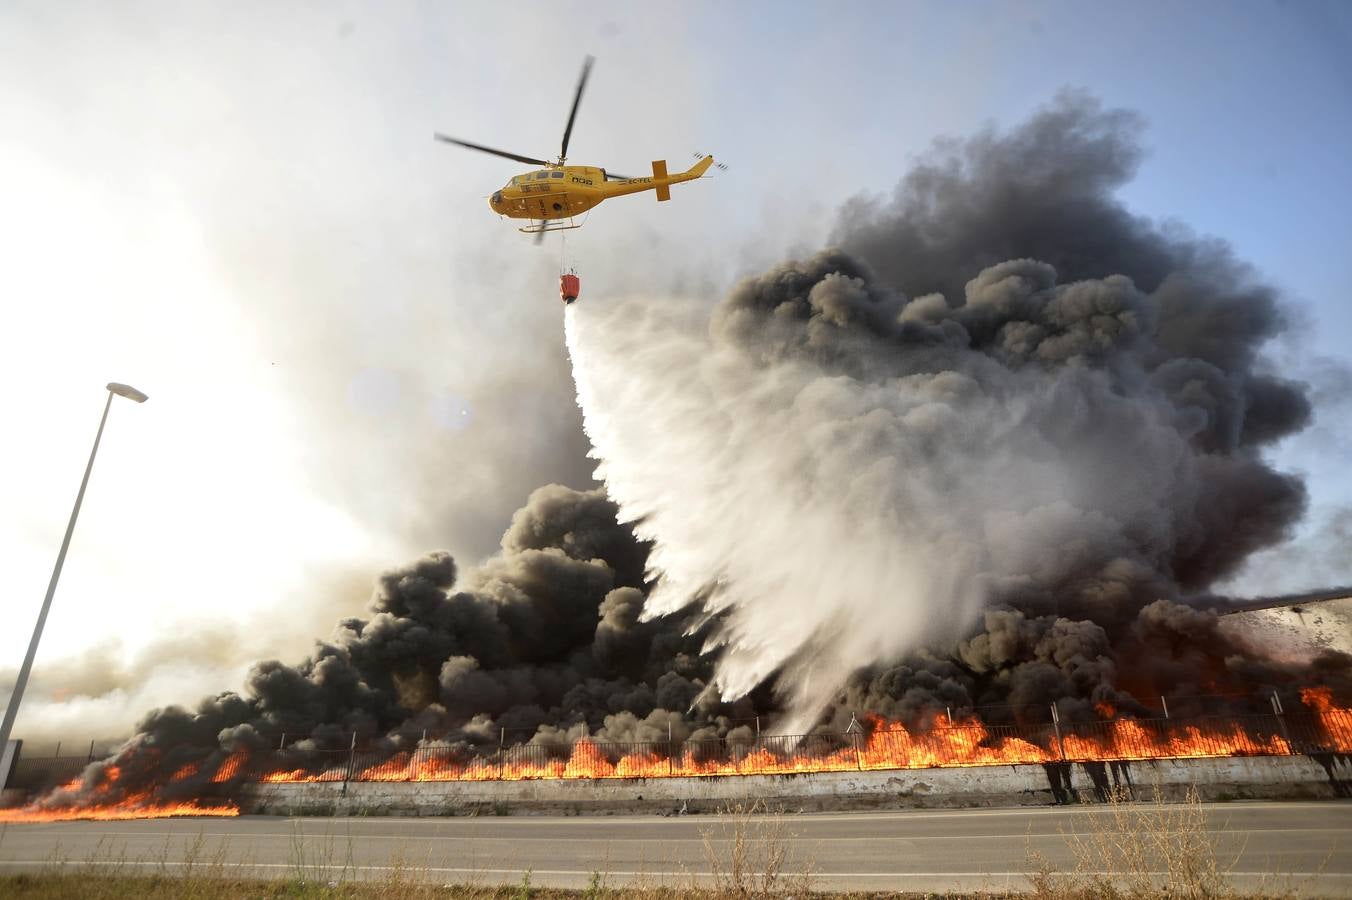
[560,273,580,304]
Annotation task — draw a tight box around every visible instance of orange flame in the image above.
[1301,686,1352,751]
[212,750,249,783]
[0,752,241,823]
[170,762,199,782]
[0,801,239,823]
[262,692,1352,784]
[7,692,1349,815]
[1301,685,1336,713]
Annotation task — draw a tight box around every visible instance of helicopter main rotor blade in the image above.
[603,170,634,181]
[559,55,594,161]
[434,134,550,167]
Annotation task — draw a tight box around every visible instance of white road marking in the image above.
[2,826,1344,842]
[1,859,1349,880]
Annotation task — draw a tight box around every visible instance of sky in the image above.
[2,0,1350,745]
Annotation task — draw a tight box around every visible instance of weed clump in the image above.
[1027,786,1238,900]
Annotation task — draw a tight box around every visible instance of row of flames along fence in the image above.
[11,691,1348,795]
[195,703,1352,786]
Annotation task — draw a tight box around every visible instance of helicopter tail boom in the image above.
[682,155,715,180]
[653,155,713,200]
[599,155,717,201]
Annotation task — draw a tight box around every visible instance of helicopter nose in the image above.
[489,191,503,211]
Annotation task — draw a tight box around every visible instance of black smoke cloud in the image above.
[18,93,1351,810]
[239,485,737,748]
[20,484,754,809]
[571,89,1345,731]
[808,91,1343,726]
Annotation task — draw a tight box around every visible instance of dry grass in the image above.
[1025,785,1308,900]
[696,801,814,898]
[0,877,954,899]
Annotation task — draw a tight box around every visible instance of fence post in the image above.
[336,729,356,794]
[755,716,760,751]
[946,707,953,727]
[1270,690,1293,752]
[847,712,863,771]
[87,740,94,762]
[1050,703,1066,761]
[500,727,506,781]
[1160,697,1169,719]
[668,722,674,776]
[279,732,286,751]
[53,741,60,759]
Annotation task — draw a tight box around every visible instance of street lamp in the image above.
[0,383,148,761]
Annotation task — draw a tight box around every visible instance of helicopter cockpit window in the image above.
[536,172,550,180]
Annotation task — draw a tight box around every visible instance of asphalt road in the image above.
[2,801,1348,894]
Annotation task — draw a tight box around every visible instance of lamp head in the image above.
[106,383,148,403]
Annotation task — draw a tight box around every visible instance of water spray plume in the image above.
[566,298,992,732]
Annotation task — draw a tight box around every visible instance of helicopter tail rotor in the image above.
[692,152,729,172]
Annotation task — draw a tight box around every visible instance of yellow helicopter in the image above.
[434,57,719,241]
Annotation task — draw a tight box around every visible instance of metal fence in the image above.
[5,753,99,791]
[235,707,1351,785]
[11,705,1348,791]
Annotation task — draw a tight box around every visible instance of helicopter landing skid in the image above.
[519,218,583,235]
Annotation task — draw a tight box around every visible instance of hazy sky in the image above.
[2,0,1350,741]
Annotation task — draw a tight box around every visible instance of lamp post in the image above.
[0,383,148,758]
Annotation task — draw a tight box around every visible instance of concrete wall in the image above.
[241,753,1351,817]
